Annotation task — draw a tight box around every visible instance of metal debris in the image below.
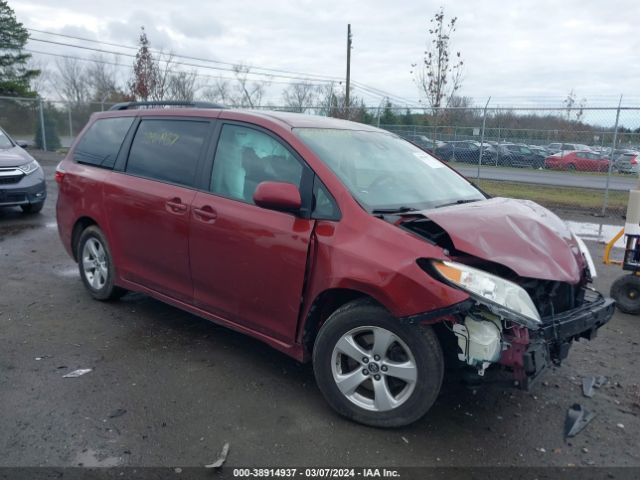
[205,442,230,469]
[565,403,596,439]
[62,368,92,378]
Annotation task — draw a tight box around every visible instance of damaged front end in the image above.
[440,287,614,389]
[401,201,615,389]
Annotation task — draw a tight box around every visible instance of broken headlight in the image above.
[431,260,542,328]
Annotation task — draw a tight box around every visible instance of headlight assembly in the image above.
[431,260,542,328]
[18,160,40,175]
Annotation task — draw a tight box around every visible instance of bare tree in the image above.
[201,79,232,105]
[26,57,50,96]
[231,64,266,108]
[411,7,464,110]
[53,57,90,106]
[150,51,174,101]
[564,89,587,122]
[167,70,198,101]
[282,81,317,112]
[86,54,126,102]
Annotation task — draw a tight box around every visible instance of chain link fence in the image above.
[1,96,638,217]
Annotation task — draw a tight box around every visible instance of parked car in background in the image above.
[55,102,613,427]
[403,134,444,154]
[433,140,494,164]
[493,143,544,168]
[613,151,640,174]
[546,143,592,155]
[0,126,47,213]
[529,145,548,158]
[544,150,610,172]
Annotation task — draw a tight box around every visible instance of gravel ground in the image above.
[0,152,638,471]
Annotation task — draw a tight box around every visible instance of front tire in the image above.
[77,226,126,301]
[313,300,444,427]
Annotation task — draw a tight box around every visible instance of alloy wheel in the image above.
[330,326,418,412]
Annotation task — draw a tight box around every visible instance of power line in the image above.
[27,27,419,104]
[25,48,329,88]
[28,37,347,85]
[27,28,343,82]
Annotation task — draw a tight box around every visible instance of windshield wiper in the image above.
[371,206,419,215]
[435,199,481,208]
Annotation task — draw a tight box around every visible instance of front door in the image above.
[189,123,314,342]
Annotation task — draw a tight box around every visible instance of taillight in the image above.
[631,156,638,165]
[55,163,65,184]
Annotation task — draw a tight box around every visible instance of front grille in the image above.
[0,192,27,204]
[0,175,22,185]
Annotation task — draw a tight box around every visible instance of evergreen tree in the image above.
[0,0,39,97]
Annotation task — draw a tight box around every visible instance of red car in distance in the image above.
[544,150,610,172]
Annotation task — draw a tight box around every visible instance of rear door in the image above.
[189,121,315,342]
[104,117,214,303]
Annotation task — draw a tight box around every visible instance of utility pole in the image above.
[345,24,352,110]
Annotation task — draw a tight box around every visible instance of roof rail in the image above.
[108,101,224,111]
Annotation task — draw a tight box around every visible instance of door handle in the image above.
[166,197,188,214]
[193,205,218,223]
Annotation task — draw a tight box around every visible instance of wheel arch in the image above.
[300,288,384,361]
[71,216,99,261]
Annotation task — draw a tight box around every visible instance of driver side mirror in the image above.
[17,141,29,149]
[253,181,302,212]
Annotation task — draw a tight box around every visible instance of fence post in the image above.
[38,98,47,152]
[68,103,73,140]
[477,97,491,179]
[602,95,623,216]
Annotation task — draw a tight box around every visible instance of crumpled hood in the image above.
[421,197,584,283]
[0,146,33,168]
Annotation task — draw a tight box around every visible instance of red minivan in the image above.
[56,102,613,427]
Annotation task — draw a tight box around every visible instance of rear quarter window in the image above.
[74,117,135,168]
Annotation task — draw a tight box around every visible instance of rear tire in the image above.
[567,164,576,171]
[313,300,444,427]
[611,274,640,314]
[21,201,44,214]
[77,226,126,301]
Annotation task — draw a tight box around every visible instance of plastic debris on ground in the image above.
[62,368,92,378]
[565,403,596,439]
[582,375,608,398]
[205,442,230,469]
[109,408,127,418]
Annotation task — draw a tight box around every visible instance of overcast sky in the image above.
[11,0,640,108]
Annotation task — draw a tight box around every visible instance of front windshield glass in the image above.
[0,129,14,149]
[294,128,485,211]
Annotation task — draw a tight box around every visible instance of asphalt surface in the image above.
[1,152,639,470]
[454,164,637,191]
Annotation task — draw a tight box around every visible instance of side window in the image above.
[312,177,340,220]
[74,117,134,168]
[126,119,209,188]
[210,124,303,203]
